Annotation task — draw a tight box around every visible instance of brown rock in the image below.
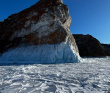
[0,0,80,63]
[73,34,110,57]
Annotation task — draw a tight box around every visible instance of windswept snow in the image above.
[0,57,110,93]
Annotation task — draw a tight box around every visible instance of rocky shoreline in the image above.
[73,34,110,57]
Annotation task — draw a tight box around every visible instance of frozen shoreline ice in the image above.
[0,57,110,93]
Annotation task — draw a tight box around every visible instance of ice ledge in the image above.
[0,42,80,64]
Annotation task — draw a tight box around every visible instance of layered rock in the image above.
[0,0,80,63]
[73,34,110,57]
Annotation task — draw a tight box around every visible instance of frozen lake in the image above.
[0,57,110,93]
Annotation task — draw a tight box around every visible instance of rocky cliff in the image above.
[102,44,110,55]
[0,0,80,63]
[73,34,110,57]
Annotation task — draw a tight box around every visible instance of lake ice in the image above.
[0,57,110,93]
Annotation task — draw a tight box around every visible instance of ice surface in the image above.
[0,41,80,64]
[0,57,110,93]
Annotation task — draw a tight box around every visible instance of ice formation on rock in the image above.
[0,0,80,63]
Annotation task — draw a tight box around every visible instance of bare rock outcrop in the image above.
[0,0,80,63]
[102,44,110,55]
[73,34,110,57]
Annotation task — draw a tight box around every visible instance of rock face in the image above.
[102,44,110,55]
[0,21,2,32]
[73,34,110,57]
[0,0,80,63]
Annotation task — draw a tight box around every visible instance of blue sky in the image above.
[0,0,110,44]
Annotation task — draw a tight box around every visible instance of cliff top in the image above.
[39,0,63,3]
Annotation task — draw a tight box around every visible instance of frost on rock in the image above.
[0,39,80,64]
[0,0,80,63]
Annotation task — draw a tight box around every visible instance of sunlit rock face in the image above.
[0,0,80,63]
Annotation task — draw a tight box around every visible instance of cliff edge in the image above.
[0,0,80,63]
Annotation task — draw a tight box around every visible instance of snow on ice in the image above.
[0,57,110,93]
